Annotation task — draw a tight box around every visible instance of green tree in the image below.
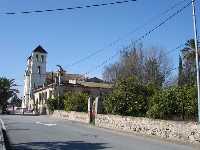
[47,97,64,113]
[0,77,18,113]
[64,92,89,112]
[103,77,153,116]
[176,86,197,120]
[181,39,200,85]
[10,94,22,107]
[147,86,197,120]
[182,39,197,61]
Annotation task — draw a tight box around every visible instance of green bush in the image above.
[47,98,58,113]
[64,92,89,112]
[176,86,197,120]
[103,77,154,116]
[47,97,64,113]
[147,86,197,120]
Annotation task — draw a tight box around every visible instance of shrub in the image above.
[103,77,154,116]
[64,92,89,112]
[47,97,64,113]
[47,98,58,113]
[147,86,197,120]
[176,86,197,120]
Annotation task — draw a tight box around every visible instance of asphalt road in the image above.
[0,115,198,150]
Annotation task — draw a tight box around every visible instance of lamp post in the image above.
[191,0,200,122]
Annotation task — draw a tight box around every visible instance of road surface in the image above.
[0,115,198,150]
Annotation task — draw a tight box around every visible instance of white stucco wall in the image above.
[23,50,47,110]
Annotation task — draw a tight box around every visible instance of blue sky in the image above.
[0,0,199,96]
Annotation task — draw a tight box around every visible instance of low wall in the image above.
[95,114,200,144]
[52,110,89,124]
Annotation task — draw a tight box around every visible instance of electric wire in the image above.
[68,0,189,68]
[83,1,192,76]
[1,0,136,15]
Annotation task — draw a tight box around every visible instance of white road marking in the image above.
[0,118,6,130]
[36,121,56,127]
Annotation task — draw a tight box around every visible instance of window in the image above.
[36,54,39,62]
[41,55,44,62]
[38,66,41,74]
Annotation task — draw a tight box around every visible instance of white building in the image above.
[22,45,47,110]
[22,46,112,114]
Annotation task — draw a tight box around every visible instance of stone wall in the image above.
[95,114,200,144]
[52,110,89,124]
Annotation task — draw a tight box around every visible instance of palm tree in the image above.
[10,94,22,110]
[182,39,199,61]
[0,77,19,113]
[181,39,200,85]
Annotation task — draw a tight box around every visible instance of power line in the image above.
[125,0,190,43]
[2,0,136,15]
[164,43,185,56]
[68,0,189,68]
[26,40,192,77]
[168,67,178,72]
[84,50,120,76]
[83,1,192,76]
[133,0,192,44]
[84,43,185,76]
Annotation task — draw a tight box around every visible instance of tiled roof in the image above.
[78,81,113,89]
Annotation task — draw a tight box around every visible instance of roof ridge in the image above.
[33,45,48,54]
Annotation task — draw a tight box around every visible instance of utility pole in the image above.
[192,0,200,122]
[57,71,61,109]
[56,65,63,109]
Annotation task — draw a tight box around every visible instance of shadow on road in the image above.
[12,141,111,150]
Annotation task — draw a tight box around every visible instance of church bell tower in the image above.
[22,45,48,109]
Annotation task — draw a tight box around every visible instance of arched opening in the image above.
[37,66,41,74]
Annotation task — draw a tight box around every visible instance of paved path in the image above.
[0,115,198,150]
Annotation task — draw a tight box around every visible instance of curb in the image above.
[0,119,6,150]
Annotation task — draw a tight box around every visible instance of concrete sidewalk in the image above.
[0,119,6,150]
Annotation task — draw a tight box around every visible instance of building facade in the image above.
[33,81,112,114]
[22,45,48,110]
[22,45,112,114]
